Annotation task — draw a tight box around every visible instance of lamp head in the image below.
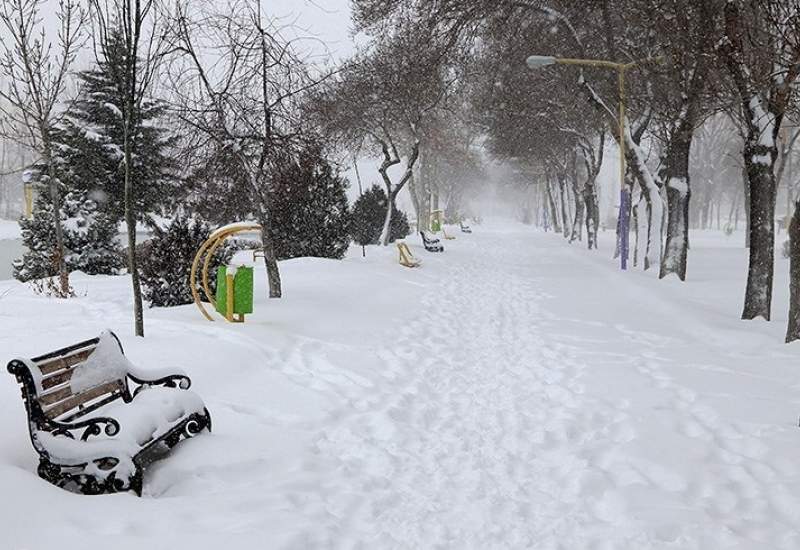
[526,55,557,69]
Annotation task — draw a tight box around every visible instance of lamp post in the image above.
[526,54,663,270]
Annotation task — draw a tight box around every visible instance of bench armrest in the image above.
[127,371,192,391]
[47,416,121,441]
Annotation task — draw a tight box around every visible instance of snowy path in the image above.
[287,230,800,548]
[3,224,800,549]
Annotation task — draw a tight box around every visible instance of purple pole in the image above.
[619,188,630,270]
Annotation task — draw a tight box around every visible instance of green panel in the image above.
[215,266,254,316]
[215,266,228,315]
[234,267,254,314]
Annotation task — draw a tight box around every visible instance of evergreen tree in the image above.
[187,142,353,260]
[58,29,177,223]
[14,169,125,282]
[270,145,351,260]
[139,215,236,308]
[350,185,410,246]
[14,31,176,285]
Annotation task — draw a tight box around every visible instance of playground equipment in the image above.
[397,242,422,268]
[190,222,261,322]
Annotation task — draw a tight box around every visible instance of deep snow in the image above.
[1,222,800,549]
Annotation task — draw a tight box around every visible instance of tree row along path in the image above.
[3,224,800,549]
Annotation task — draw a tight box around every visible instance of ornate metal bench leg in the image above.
[204,408,213,433]
[129,469,144,496]
[37,458,61,486]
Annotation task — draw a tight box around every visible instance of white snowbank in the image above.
[0,219,21,240]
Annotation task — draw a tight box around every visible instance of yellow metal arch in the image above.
[190,224,262,322]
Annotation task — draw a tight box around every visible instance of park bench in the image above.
[420,231,444,253]
[460,221,472,233]
[7,330,211,496]
[397,242,422,268]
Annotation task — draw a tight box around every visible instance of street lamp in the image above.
[526,54,664,270]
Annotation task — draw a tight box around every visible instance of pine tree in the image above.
[270,145,351,260]
[139,215,236,307]
[14,31,176,286]
[58,29,177,224]
[351,185,410,246]
[14,169,125,282]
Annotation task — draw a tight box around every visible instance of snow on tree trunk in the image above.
[742,144,777,320]
[633,195,648,268]
[625,129,664,271]
[660,176,691,280]
[570,168,585,243]
[583,181,599,250]
[660,132,693,281]
[545,178,562,234]
[379,191,394,246]
[558,175,570,239]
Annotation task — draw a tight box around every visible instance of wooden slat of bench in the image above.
[41,367,77,391]
[43,381,123,419]
[39,385,74,407]
[37,348,95,375]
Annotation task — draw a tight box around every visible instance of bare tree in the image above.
[167,0,327,295]
[720,0,800,322]
[317,26,453,245]
[0,0,86,296]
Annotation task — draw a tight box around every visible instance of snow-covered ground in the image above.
[2,221,800,549]
[0,219,20,241]
[0,219,23,281]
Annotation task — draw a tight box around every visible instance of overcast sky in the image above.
[2,0,356,67]
[267,0,357,61]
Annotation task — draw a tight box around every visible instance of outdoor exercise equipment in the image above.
[430,209,443,233]
[431,209,456,239]
[215,266,254,323]
[397,242,422,268]
[190,222,262,322]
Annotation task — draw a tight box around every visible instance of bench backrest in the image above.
[9,332,131,424]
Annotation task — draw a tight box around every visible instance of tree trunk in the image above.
[259,223,282,298]
[123,125,144,337]
[254,188,282,298]
[584,181,600,250]
[379,186,394,246]
[786,200,800,342]
[570,177,585,243]
[545,178,561,233]
[743,166,751,247]
[660,135,692,280]
[742,150,777,320]
[43,140,70,297]
[626,141,664,271]
[558,175,570,239]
